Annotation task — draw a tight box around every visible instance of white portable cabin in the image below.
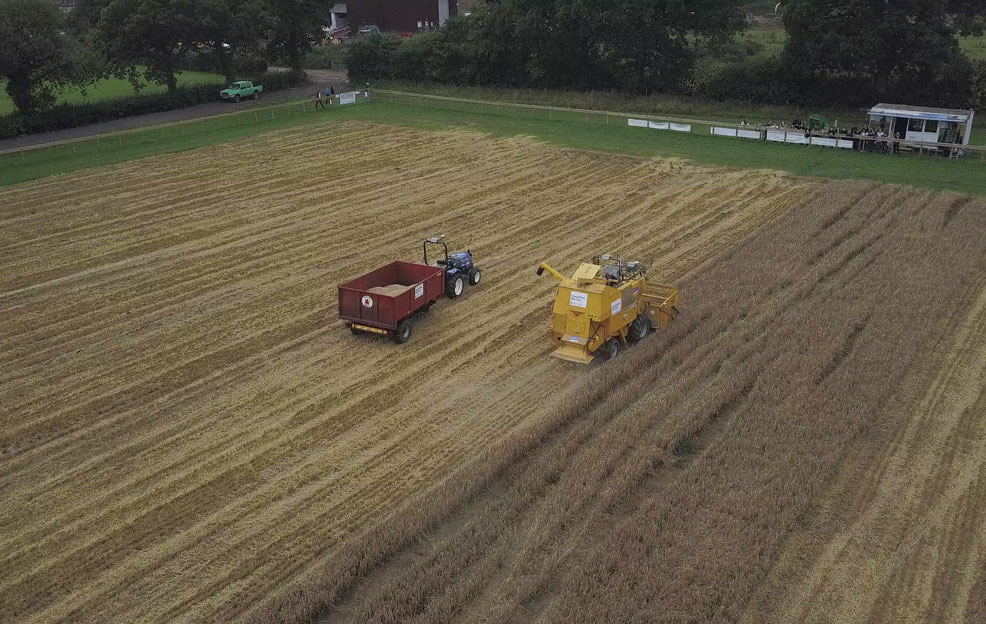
[868,104,975,146]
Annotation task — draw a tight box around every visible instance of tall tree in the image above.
[433,0,744,93]
[782,0,986,102]
[197,0,270,81]
[95,0,205,93]
[0,0,71,113]
[266,0,324,71]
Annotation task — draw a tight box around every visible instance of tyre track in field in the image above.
[0,122,814,623]
[321,182,922,624]
[743,268,986,624]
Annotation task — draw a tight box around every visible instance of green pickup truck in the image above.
[220,81,263,103]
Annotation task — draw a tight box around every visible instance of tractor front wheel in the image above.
[393,319,412,343]
[601,338,621,360]
[446,275,464,299]
[468,268,481,285]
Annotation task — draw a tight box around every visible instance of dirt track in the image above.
[0,122,814,622]
[0,69,346,153]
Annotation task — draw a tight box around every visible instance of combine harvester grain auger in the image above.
[536,254,679,364]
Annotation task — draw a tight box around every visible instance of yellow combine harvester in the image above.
[536,255,679,364]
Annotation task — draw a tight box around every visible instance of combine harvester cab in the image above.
[537,256,678,364]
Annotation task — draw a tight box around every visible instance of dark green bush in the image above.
[390,34,440,82]
[346,33,403,81]
[303,45,347,69]
[973,61,986,111]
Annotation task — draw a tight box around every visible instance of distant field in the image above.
[738,22,986,61]
[0,70,225,115]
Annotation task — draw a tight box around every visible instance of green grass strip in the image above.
[3,92,985,197]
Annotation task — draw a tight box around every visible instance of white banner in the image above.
[628,118,649,128]
[737,129,762,140]
[649,121,669,130]
[766,129,786,143]
[785,133,809,145]
[837,139,854,150]
[712,127,738,137]
[339,91,357,105]
[811,137,838,148]
[670,123,691,132]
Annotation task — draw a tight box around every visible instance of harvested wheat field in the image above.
[0,122,814,623]
[314,183,986,624]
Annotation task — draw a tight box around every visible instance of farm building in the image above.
[347,0,459,32]
[868,104,975,146]
[329,3,349,30]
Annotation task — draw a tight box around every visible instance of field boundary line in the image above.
[375,89,986,159]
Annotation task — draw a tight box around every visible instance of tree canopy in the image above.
[0,0,73,113]
[782,0,986,103]
[350,0,746,93]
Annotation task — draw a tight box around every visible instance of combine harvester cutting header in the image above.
[537,255,678,363]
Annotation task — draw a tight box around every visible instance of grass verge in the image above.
[2,93,985,196]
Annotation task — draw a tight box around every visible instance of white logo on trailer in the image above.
[361,295,374,308]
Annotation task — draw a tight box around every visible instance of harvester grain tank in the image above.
[536,255,678,363]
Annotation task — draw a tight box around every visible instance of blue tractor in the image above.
[423,236,481,298]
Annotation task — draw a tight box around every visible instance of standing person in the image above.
[314,90,324,110]
[330,85,335,96]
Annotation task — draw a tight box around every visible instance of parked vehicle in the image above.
[357,24,381,35]
[338,237,481,343]
[220,81,263,103]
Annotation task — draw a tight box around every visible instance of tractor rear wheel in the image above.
[629,315,650,342]
[393,319,412,343]
[468,268,481,285]
[601,338,621,360]
[446,275,464,299]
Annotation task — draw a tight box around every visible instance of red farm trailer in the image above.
[338,238,481,343]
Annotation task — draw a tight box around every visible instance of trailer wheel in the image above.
[601,338,621,360]
[349,325,361,335]
[629,315,650,343]
[393,319,412,343]
[468,268,481,285]
[446,275,464,299]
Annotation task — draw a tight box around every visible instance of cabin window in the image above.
[908,118,925,132]
[924,120,938,134]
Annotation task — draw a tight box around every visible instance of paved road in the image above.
[0,69,348,153]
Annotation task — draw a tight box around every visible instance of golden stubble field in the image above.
[0,122,816,622]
